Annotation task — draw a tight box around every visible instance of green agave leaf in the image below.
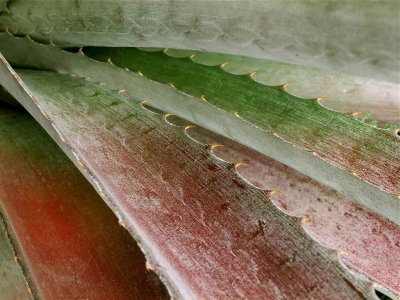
[0,57,379,299]
[161,48,400,126]
[0,33,398,225]
[0,217,30,300]
[0,85,19,106]
[85,47,400,224]
[0,103,169,299]
[0,0,399,82]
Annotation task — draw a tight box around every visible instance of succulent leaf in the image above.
[0,58,378,298]
[0,35,400,223]
[188,125,400,294]
[0,102,169,299]
[0,33,398,224]
[0,0,399,82]
[0,215,30,300]
[0,3,398,299]
[87,47,400,225]
[163,48,400,126]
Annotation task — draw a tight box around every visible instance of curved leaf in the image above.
[0,34,398,224]
[0,60,377,298]
[186,124,400,295]
[87,47,400,224]
[163,48,400,126]
[0,0,399,82]
[0,217,30,300]
[0,103,169,299]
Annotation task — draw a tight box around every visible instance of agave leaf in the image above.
[0,103,169,299]
[0,85,19,106]
[0,57,382,298]
[0,34,398,225]
[0,0,399,82]
[163,48,400,126]
[0,217,30,300]
[186,124,400,295]
[85,47,400,224]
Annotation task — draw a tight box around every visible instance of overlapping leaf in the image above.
[84,47,400,224]
[0,34,398,224]
[185,124,400,295]
[162,48,400,126]
[1,0,399,82]
[0,2,398,299]
[0,57,379,298]
[0,219,30,300]
[0,103,169,299]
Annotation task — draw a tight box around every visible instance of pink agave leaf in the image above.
[185,123,400,295]
[0,103,169,299]
[0,59,380,298]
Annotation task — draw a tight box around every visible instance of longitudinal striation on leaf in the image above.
[0,103,169,299]
[0,0,399,82]
[185,124,400,295]
[0,54,381,299]
[161,48,400,126]
[0,34,398,224]
[86,47,400,225]
[85,47,400,196]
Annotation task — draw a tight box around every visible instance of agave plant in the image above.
[0,1,399,299]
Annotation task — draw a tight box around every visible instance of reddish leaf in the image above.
[0,103,169,299]
[187,124,400,295]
